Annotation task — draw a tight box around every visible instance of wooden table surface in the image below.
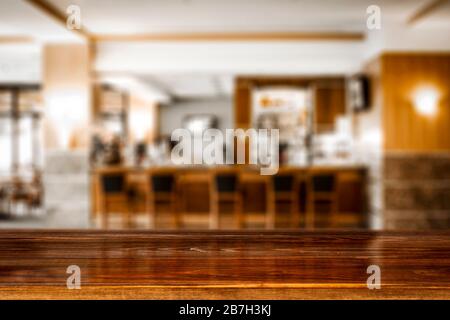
[0,230,449,299]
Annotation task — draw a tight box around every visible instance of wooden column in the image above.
[42,43,92,150]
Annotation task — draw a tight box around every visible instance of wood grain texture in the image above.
[0,230,449,299]
[382,53,450,152]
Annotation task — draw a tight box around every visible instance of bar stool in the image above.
[239,169,270,229]
[146,168,179,229]
[0,184,8,216]
[97,168,132,229]
[306,171,338,229]
[267,169,300,229]
[209,167,242,229]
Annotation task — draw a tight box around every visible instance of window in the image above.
[0,85,42,178]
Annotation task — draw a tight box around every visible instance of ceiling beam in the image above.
[0,36,34,43]
[407,0,449,25]
[92,31,364,42]
[25,0,92,40]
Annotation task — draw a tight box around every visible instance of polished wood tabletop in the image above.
[0,230,449,299]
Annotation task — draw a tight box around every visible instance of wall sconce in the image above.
[412,87,439,117]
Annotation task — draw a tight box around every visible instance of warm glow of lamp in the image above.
[412,87,439,117]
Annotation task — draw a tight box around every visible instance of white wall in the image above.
[159,97,233,135]
[0,44,41,83]
[363,23,450,61]
[96,41,364,75]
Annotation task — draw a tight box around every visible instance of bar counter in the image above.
[91,165,368,229]
[0,230,449,299]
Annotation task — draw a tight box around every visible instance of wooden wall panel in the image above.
[233,76,346,130]
[234,78,252,129]
[315,86,346,133]
[382,53,450,151]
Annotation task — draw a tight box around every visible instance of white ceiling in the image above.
[44,0,445,33]
[0,0,81,42]
[141,74,234,98]
[1,0,450,100]
[414,0,450,28]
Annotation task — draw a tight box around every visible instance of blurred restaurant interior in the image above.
[0,0,449,231]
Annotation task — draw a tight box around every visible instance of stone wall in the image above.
[384,153,450,229]
[43,150,90,228]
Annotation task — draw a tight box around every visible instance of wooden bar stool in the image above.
[146,168,179,229]
[209,167,242,229]
[306,171,338,229]
[0,182,10,217]
[267,169,300,229]
[97,167,132,229]
[239,169,270,229]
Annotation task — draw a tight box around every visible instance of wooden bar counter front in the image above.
[91,166,367,229]
[0,230,449,299]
